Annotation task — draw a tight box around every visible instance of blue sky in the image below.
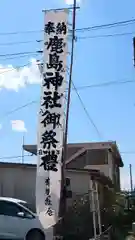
[0,0,135,189]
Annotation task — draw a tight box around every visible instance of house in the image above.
[0,161,114,238]
[0,161,113,208]
[23,141,123,192]
[0,140,123,238]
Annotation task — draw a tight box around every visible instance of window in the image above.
[20,202,36,213]
[0,201,21,217]
[0,200,34,219]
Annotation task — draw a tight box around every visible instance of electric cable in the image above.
[0,150,134,161]
[0,18,135,36]
[0,51,37,57]
[0,59,42,75]
[76,79,135,90]
[2,29,135,50]
[72,81,103,139]
[0,40,37,46]
[75,18,135,32]
[77,31,135,40]
[0,154,32,160]
[0,100,38,120]
[0,54,40,61]
[0,30,42,36]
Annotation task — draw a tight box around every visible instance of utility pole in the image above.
[129,164,133,192]
[133,37,135,67]
[22,135,24,164]
[59,0,77,220]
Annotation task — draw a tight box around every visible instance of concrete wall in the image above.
[84,150,114,181]
[0,164,36,206]
[67,143,121,191]
[84,164,113,181]
[66,169,90,194]
[84,150,121,191]
[0,163,90,208]
[108,151,121,191]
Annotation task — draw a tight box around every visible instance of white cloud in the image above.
[0,58,41,91]
[11,120,27,132]
[65,0,80,5]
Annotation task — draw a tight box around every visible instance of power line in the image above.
[0,100,38,121]
[0,51,37,57]
[0,30,42,36]
[76,18,135,32]
[77,31,135,40]
[0,74,134,122]
[0,59,134,85]
[0,18,135,37]
[0,154,32,160]
[0,40,37,46]
[0,53,40,61]
[76,79,135,89]
[0,96,67,121]
[67,66,135,90]
[0,51,42,61]
[0,39,43,48]
[0,150,135,160]
[0,77,133,131]
[0,64,30,75]
[121,151,135,154]
[0,150,134,161]
[0,60,42,75]
[1,29,134,49]
[72,81,103,139]
[1,30,134,48]
[0,79,131,118]
[0,76,131,123]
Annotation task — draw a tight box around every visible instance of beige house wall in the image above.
[0,163,91,208]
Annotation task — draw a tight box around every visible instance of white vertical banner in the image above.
[36,9,68,230]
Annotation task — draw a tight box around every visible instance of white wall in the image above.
[0,164,90,207]
[0,165,36,206]
[66,170,90,194]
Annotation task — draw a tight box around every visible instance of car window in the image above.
[0,200,34,219]
[0,200,21,217]
[20,202,36,213]
[18,205,34,218]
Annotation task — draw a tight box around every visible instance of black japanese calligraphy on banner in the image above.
[45,36,66,54]
[41,91,63,109]
[40,110,61,129]
[47,53,64,72]
[40,149,59,171]
[36,10,68,229]
[45,21,67,35]
[43,72,64,91]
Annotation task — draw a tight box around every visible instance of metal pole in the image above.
[89,178,97,239]
[133,37,135,67]
[59,0,77,218]
[129,164,133,192]
[95,182,102,235]
[22,135,24,164]
[42,6,80,12]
